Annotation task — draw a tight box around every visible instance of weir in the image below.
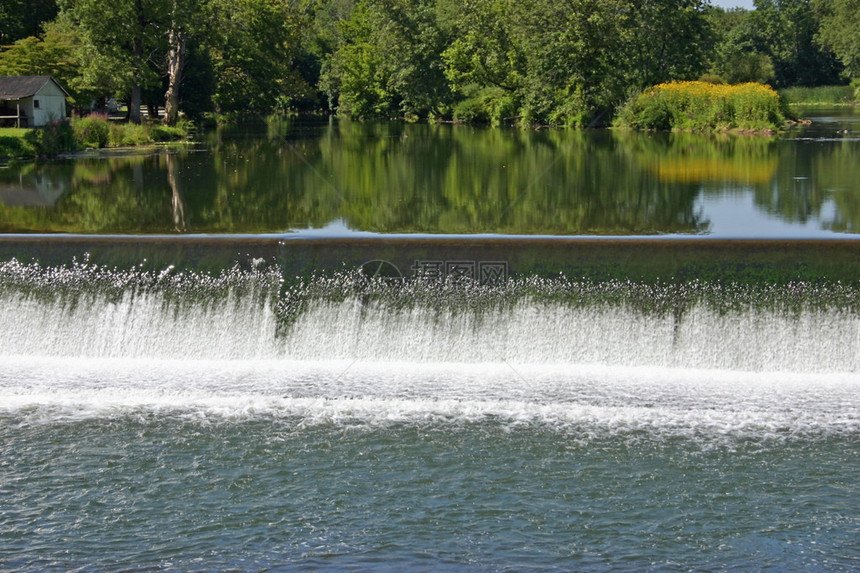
[3,233,860,282]
[2,234,859,373]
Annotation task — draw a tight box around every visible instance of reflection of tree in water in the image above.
[187,119,706,234]
[619,131,778,186]
[166,153,186,232]
[749,140,859,232]
[6,119,857,235]
[0,155,190,233]
[298,123,706,234]
[815,142,860,234]
[0,162,68,209]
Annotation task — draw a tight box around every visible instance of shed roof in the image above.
[0,76,69,99]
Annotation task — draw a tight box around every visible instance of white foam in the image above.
[2,355,857,437]
[3,267,859,434]
[4,291,859,372]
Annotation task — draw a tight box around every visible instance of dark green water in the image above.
[1,108,858,236]
[3,418,856,571]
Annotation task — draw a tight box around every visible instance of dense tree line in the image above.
[0,0,857,126]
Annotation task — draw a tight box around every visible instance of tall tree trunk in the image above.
[129,0,145,124]
[164,25,186,126]
[130,84,142,124]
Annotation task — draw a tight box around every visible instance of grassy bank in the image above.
[779,82,858,106]
[614,81,788,132]
[0,128,39,160]
[0,114,191,161]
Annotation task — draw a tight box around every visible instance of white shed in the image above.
[0,76,69,128]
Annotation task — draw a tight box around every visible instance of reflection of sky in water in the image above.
[696,190,840,238]
[710,0,755,9]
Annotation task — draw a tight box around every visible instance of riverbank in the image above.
[0,116,191,162]
[779,83,858,107]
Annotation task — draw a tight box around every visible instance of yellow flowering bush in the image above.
[615,81,787,132]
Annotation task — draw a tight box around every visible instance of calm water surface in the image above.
[1,107,858,236]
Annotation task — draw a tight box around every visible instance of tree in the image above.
[624,0,712,88]
[58,0,167,123]
[750,0,842,86]
[204,0,312,114]
[163,0,201,125]
[815,0,860,78]
[321,0,452,118]
[0,19,86,110]
[442,0,525,94]
[0,0,58,45]
[707,8,777,83]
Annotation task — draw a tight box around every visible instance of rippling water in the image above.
[1,262,858,571]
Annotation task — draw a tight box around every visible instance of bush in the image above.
[452,86,519,125]
[72,113,110,148]
[108,123,149,146]
[31,120,76,155]
[10,121,75,157]
[453,97,489,123]
[148,123,188,142]
[614,81,786,132]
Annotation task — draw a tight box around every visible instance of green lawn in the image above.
[0,127,38,160]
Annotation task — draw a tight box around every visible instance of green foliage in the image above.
[0,0,58,44]
[748,0,842,87]
[815,0,860,78]
[28,120,76,155]
[706,1,842,88]
[204,0,312,114]
[0,129,38,159]
[615,81,787,131]
[147,123,189,142]
[4,0,855,127]
[0,122,77,159]
[60,0,165,117]
[108,123,147,147]
[322,0,453,118]
[452,86,518,125]
[0,19,85,109]
[779,84,855,105]
[71,113,110,148]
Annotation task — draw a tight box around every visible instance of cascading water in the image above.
[1,257,858,571]
[2,257,858,434]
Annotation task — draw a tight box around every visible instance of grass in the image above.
[0,116,191,160]
[779,84,856,106]
[0,128,38,160]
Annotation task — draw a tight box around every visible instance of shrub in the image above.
[453,97,488,123]
[614,81,786,132]
[148,123,188,142]
[17,120,76,156]
[72,113,110,148]
[452,86,519,125]
[108,123,149,146]
[547,88,589,128]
